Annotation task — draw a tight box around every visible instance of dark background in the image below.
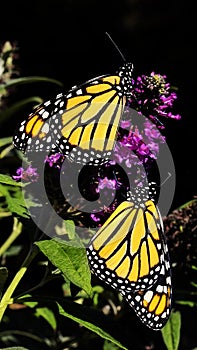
[1,0,196,211]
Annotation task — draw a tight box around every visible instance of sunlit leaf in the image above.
[0,174,22,186]
[36,237,93,297]
[18,294,56,329]
[0,183,29,218]
[161,310,181,350]
[35,307,57,330]
[0,183,40,218]
[0,137,12,147]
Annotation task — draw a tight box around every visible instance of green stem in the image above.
[0,245,39,322]
[0,217,22,257]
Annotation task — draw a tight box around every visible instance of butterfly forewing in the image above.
[55,74,127,164]
[13,63,133,165]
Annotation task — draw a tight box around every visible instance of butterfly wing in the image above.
[13,63,133,164]
[13,96,64,154]
[87,196,172,330]
[123,238,172,330]
[87,199,165,293]
[56,74,126,164]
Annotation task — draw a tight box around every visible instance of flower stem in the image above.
[0,245,39,322]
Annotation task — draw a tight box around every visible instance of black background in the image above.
[1,0,196,211]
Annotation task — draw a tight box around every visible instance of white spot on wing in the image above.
[41,123,49,133]
[42,111,49,119]
[144,290,153,302]
[156,285,163,293]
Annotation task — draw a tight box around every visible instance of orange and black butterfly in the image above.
[87,182,172,330]
[13,62,133,165]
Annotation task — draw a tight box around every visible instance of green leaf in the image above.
[0,174,22,186]
[0,183,29,218]
[0,178,41,217]
[176,300,197,307]
[3,245,22,257]
[21,294,38,309]
[0,76,63,92]
[35,237,93,297]
[22,297,57,330]
[0,137,12,147]
[55,220,80,240]
[35,307,57,330]
[161,310,181,350]
[57,301,127,350]
[177,199,197,210]
[104,340,121,349]
[92,285,104,306]
[191,281,197,288]
[0,267,8,298]
[15,295,128,350]
[65,220,77,239]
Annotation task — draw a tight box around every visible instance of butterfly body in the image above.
[13,63,134,165]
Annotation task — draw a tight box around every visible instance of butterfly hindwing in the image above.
[13,94,65,154]
[123,238,172,330]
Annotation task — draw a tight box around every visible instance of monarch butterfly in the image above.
[13,61,133,165]
[87,182,172,330]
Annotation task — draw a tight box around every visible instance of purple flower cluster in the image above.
[113,71,181,176]
[44,153,65,168]
[12,165,39,182]
[96,177,119,192]
[127,72,181,128]
[114,120,165,171]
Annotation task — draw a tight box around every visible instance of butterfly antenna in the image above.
[105,32,126,62]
